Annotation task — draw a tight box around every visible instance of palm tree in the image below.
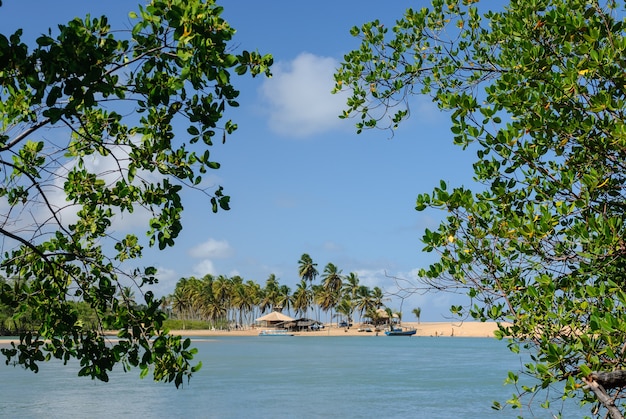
[292,279,313,317]
[260,274,280,313]
[320,262,342,325]
[212,275,232,324]
[394,310,402,326]
[335,298,355,327]
[171,280,196,328]
[312,284,323,321]
[298,253,318,284]
[371,286,386,309]
[412,307,422,324]
[354,285,374,323]
[170,288,187,320]
[231,281,248,328]
[341,272,360,326]
[297,254,318,317]
[276,284,292,313]
[315,285,339,326]
[322,263,342,293]
[342,272,360,300]
[245,280,262,326]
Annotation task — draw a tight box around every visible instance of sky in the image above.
[0,1,480,321]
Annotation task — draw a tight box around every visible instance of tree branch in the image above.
[0,117,51,152]
[583,375,624,419]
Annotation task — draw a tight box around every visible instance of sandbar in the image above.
[0,322,503,346]
[168,321,502,338]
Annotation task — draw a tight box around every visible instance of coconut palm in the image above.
[276,284,292,313]
[341,272,360,325]
[212,275,232,323]
[354,285,374,323]
[297,253,318,284]
[322,263,342,293]
[260,274,280,313]
[371,286,386,309]
[231,281,248,328]
[335,298,355,327]
[203,296,226,328]
[311,284,324,321]
[394,310,402,326]
[171,286,192,328]
[320,262,343,325]
[297,254,318,317]
[244,280,262,325]
[412,307,421,324]
[315,285,340,326]
[342,272,360,300]
[292,279,313,317]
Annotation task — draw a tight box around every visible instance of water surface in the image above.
[1,336,583,418]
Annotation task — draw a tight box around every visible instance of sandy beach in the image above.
[0,322,502,346]
[168,321,502,338]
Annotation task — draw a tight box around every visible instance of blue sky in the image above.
[0,1,479,321]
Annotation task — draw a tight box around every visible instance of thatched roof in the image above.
[255,311,295,323]
[374,308,399,319]
[375,308,390,318]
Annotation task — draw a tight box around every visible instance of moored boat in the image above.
[384,327,417,336]
[259,329,294,336]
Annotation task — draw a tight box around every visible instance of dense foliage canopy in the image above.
[0,0,271,386]
[335,0,626,417]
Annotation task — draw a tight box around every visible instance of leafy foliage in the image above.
[335,0,626,417]
[0,0,271,386]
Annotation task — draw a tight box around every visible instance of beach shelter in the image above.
[255,311,295,327]
[285,318,324,332]
[371,308,398,326]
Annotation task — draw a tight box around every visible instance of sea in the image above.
[1,336,586,419]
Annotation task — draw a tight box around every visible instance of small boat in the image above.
[385,327,417,336]
[259,329,293,336]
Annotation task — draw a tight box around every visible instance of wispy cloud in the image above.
[260,52,349,138]
[188,238,233,259]
[192,259,218,277]
[187,238,234,278]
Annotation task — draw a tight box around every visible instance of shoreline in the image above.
[0,322,503,345]
[168,321,502,338]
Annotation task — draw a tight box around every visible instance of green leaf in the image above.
[0,0,271,388]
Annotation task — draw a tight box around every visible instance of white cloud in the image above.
[150,266,180,297]
[260,52,349,138]
[32,139,155,233]
[354,268,391,289]
[192,259,217,277]
[155,266,178,283]
[189,238,233,259]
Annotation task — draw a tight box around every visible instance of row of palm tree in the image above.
[164,253,392,329]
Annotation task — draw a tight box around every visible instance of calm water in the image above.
[1,336,584,418]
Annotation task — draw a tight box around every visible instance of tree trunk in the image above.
[591,371,626,390]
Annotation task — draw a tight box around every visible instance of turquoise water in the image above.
[1,336,583,418]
